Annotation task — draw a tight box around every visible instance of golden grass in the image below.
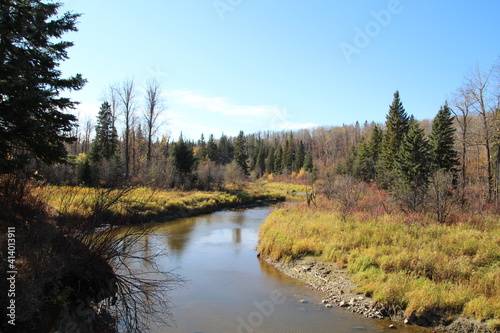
[257,200,500,323]
[40,184,285,224]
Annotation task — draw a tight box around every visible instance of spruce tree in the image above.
[395,119,431,211]
[196,134,208,162]
[234,131,249,175]
[429,103,459,172]
[295,140,305,172]
[303,151,313,172]
[265,147,275,174]
[0,1,86,173]
[207,134,219,163]
[171,134,195,175]
[377,91,410,187]
[274,146,283,174]
[90,102,118,163]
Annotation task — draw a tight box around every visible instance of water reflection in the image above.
[131,207,440,333]
[232,228,241,243]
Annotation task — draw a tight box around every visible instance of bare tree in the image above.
[144,79,165,165]
[83,117,93,154]
[452,87,474,191]
[116,79,136,179]
[465,64,496,202]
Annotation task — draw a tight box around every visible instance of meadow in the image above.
[258,196,500,329]
[40,183,285,226]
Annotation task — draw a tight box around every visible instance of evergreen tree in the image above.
[368,125,383,163]
[196,134,208,162]
[207,134,219,163]
[377,91,410,187]
[0,1,86,173]
[282,139,293,175]
[218,134,232,164]
[352,137,372,182]
[295,140,305,172]
[78,158,93,186]
[89,102,118,162]
[265,147,275,174]
[255,144,266,177]
[429,103,459,172]
[274,146,283,174]
[234,131,249,175]
[303,151,313,172]
[171,134,195,175]
[394,119,431,211]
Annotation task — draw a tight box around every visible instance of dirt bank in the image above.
[262,255,497,333]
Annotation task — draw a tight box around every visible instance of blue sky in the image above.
[59,0,500,140]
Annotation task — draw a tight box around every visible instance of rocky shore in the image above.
[262,255,497,333]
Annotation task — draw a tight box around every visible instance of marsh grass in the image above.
[41,184,285,225]
[257,199,500,326]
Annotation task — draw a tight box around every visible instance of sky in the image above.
[58,0,500,140]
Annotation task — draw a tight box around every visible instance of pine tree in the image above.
[171,134,195,175]
[303,151,313,172]
[394,119,431,211]
[0,1,86,173]
[377,91,410,187]
[196,134,208,162]
[295,140,305,172]
[234,131,249,175]
[218,134,232,164]
[353,137,372,182]
[265,147,275,174]
[89,102,118,163]
[282,139,293,175]
[274,146,283,174]
[207,134,219,163]
[429,103,459,172]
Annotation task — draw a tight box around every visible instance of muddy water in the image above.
[139,205,435,333]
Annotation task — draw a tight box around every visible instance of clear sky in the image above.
[59,0,500,140]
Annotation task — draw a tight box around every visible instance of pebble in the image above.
[389,324,396,329]
[325,304,333,308]
[321,299,329,304]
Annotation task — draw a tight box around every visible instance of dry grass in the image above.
[39,184,285,225]
[257,198,500,326]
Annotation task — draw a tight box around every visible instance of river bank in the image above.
[42,184,286,226]
[257,201,500,333]
[261,255,496,333]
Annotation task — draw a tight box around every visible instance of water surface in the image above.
[136,205,436,333]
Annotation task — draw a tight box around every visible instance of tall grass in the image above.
[41,185,285,225]
[258,200,500,326]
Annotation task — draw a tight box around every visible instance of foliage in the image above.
[429,103,459,172]
[394,119,431,212]
[377,91,410,187]
[0,1,85,173]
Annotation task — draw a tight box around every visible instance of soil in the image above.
[262,255,498,333]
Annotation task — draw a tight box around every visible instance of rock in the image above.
[339,301,348,307]
[325,304,333,308]
[388,324,396,329]
[299,299,308,304]
[321,299,329,304]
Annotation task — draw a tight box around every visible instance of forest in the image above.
[1,1,500,332]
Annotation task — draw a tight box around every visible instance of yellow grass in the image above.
[40,184,285,224]
[257,200,500,324]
